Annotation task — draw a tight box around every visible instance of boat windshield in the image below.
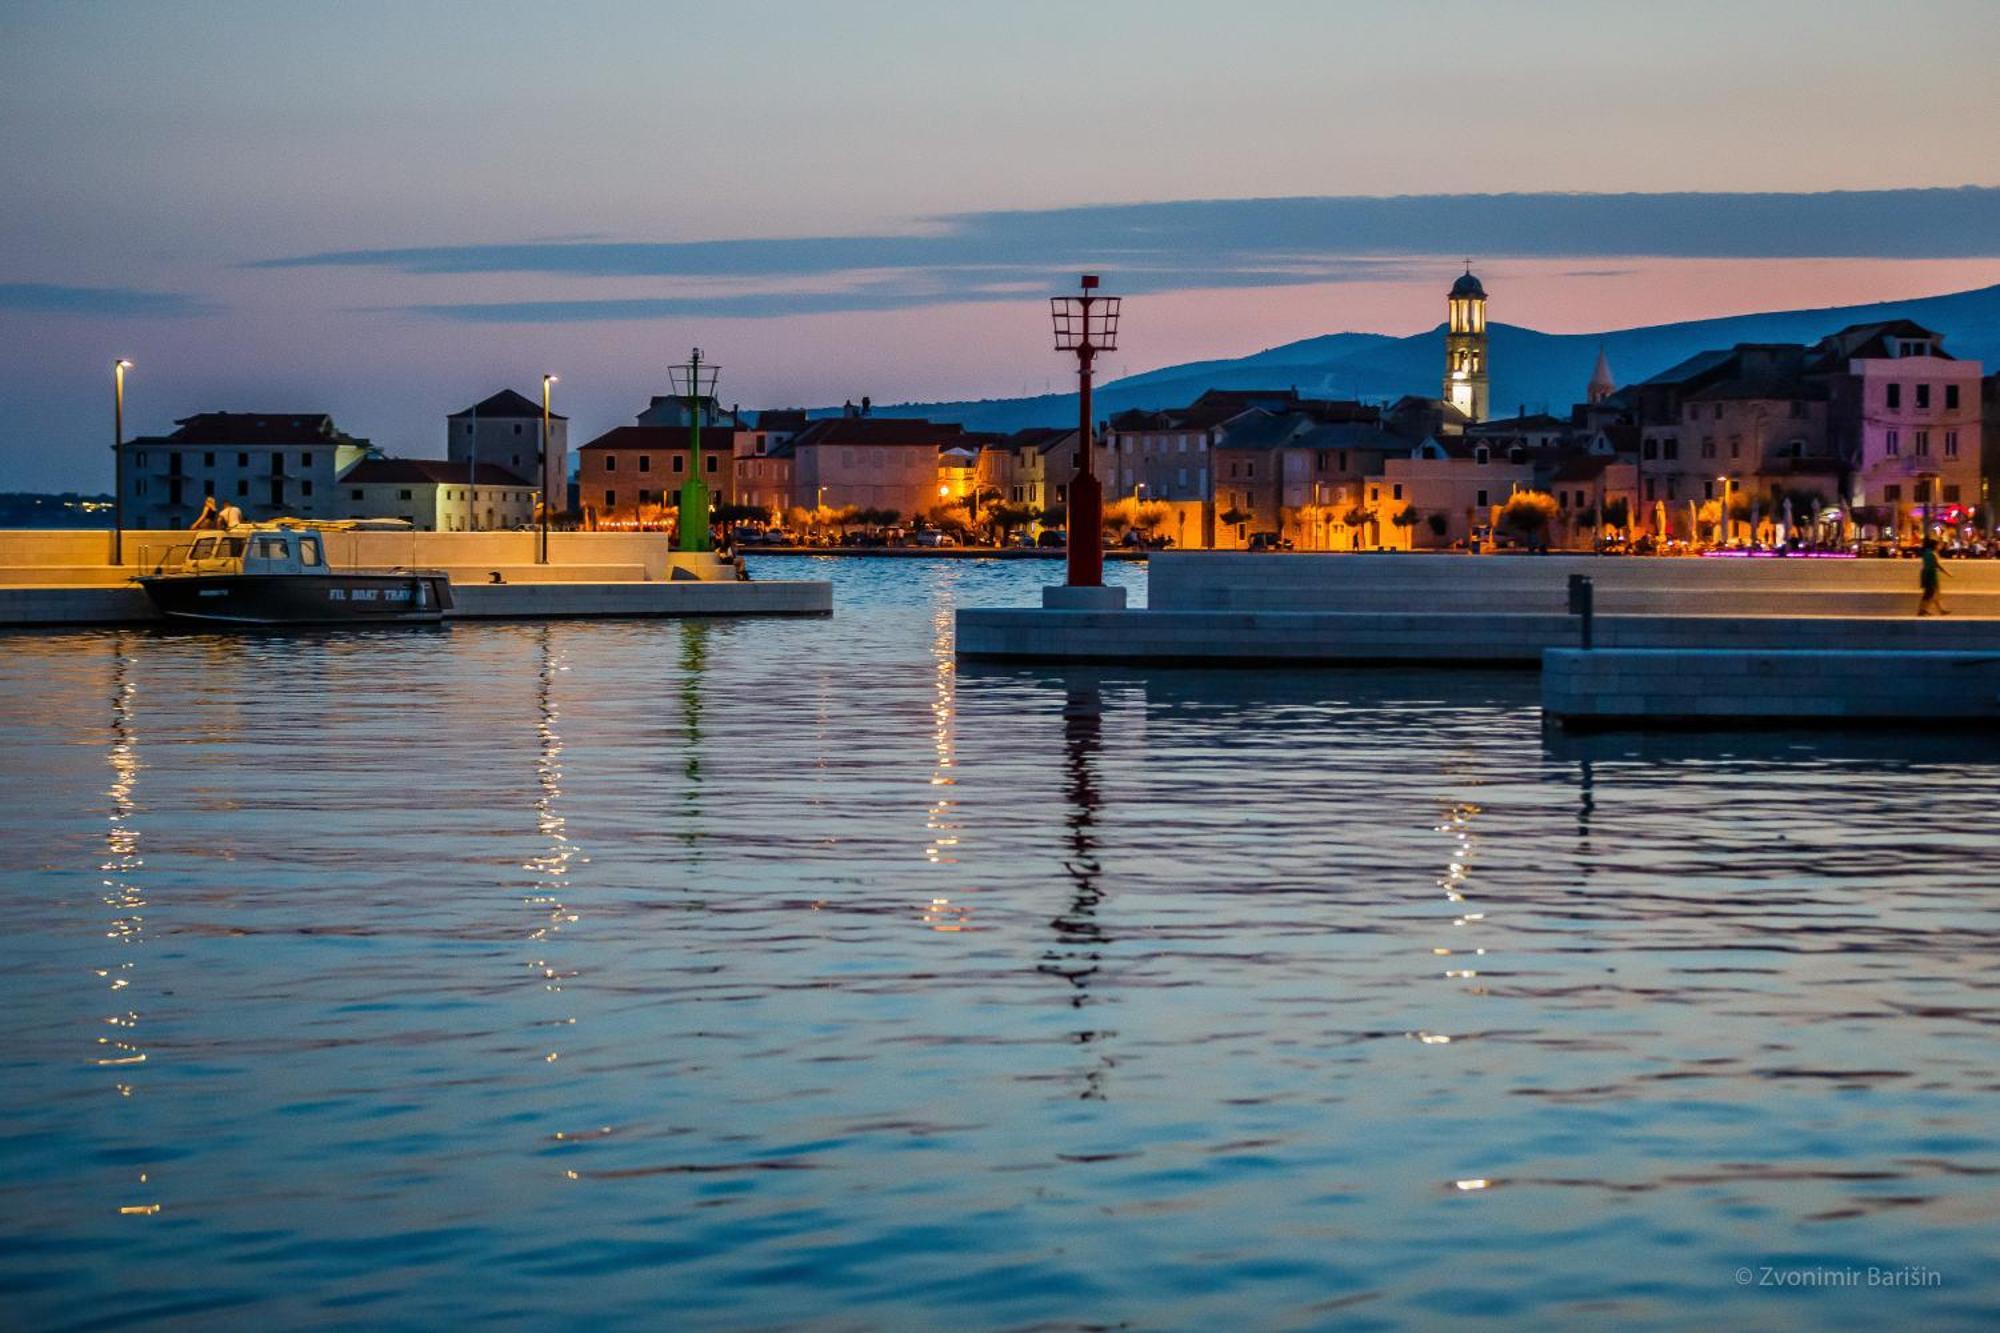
[253,536,291,560]
[191,537,216,560]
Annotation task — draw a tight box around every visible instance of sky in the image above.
[2,0,1998,490]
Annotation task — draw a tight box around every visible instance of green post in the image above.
[677,347,713,553]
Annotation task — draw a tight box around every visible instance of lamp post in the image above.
[670,348,719,553]
[1049,274,1121,606]
[540,374,558,564]
[1717,474,1732,547]
[111,359,132,564]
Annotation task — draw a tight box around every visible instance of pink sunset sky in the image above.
[3,1,1998,488]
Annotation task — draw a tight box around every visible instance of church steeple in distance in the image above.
[1443,263,1489,422]
[1587,345,1616,405]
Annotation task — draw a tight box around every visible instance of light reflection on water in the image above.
[0,554,1996,1330]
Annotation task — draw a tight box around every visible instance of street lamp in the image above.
[540,373,558,563]
[112,359,132,564]
[1049,274,1120,599]
[1717,474,1732,547]
[668,348,720,553]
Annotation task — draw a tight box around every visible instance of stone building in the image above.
[338,458,537,531]
[447,389,567,519]
[779,416,965,519]
[576,425,737,526]
[118,412,368,530]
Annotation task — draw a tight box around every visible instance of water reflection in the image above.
[1040,679,1114,1100]
[97,640,156,1215]
[525,627,580,1062]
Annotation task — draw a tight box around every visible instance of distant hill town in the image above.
[849,282,2000,434]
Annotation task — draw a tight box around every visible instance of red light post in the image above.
[1049,275,1122,607]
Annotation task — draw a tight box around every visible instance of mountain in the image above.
[843,283,2000,432]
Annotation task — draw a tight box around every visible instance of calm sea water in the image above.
[2,555,1996,1330]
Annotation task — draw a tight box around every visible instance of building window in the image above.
[1663,440,1679,460]
[1644,480,1655,501]
[135,451,148,467]
[1392,484,1404,501]
[203,451,215,467]
[1245,462,1255,479]
[672,456,685,473]
[301,452,313,468]
[350,488,362,500]
[1886,384,1901,410]
[1476,489,1489,507]
[1700,439,1716,460]
[1886,431,1900,456]
[135,479,147,496]
[1713,404,1723,421]
[604,490,616,506]
[237,452,248,467]
[705,455,717,473]
[398,489,413,501]
[301,480,313,496]
[1728,437,1740,459]
[1884,485,1901,502]
[638,455,651,472]
[1945,485,1962,503]
[236,480,248,497]
[605,455,616,471]
[1916,384,1931,410]
[1643,439,1658,460]
[1945,431,1959,458]
[1915,431,1930,456]
[513,423,523,435]
[1945,384,1960,410]
[1703,481,1715,500]
[1475,447,1489,464]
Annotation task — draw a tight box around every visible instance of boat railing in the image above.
[136,541,196,576]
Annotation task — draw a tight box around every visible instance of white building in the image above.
[338,458,537,531]
[447,389,568,518]
[119,412,368,529]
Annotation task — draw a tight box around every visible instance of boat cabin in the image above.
[180,528,329,575]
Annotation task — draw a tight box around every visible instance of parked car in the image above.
[913,529,957,548]
[1246,531,1294,552]
[1036,529,1067,548]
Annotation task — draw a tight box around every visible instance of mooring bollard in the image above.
[1567,573,1594,649]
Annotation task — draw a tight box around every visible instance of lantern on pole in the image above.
[669,348,720,552]
[1049,275,1121,599]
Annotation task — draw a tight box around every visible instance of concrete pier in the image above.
[0,529,831,627]
[957,552,2000,665]
[1544,647,2000,727]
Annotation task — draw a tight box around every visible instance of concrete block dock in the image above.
[957,552,2000,666]
[0,529,830,627]
[1544,647,2000,727]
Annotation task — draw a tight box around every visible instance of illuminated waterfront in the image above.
[1,556,1996,1328]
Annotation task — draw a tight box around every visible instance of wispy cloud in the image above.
[0,282,219,317]
[260,188,2000,323]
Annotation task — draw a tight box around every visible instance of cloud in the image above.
[259,188,2000,322]
[0,283,219,317]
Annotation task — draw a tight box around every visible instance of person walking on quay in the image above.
[1918,537,1950,616]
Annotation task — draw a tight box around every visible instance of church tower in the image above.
[1443,266,1489,422]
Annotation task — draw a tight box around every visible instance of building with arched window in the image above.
[1442,268,1490,423]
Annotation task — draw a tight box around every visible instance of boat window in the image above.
[256,537,290,560]
[299,537,323,567]
[190,537,216,559]
[220,537,246,557]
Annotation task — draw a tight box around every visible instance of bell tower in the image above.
[1443,264,1489,422]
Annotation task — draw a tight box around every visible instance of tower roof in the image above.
[1589,346,1615,394]
[1449,269,1486,300]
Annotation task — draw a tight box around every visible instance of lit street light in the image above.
[112,359,132,565]
[1050,274,1120,591]
[669,348,719,553]
[540,373,558,563]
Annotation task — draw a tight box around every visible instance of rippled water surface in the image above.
[2,555,1997,1330]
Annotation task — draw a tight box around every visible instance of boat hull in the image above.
[138,572,453,625]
